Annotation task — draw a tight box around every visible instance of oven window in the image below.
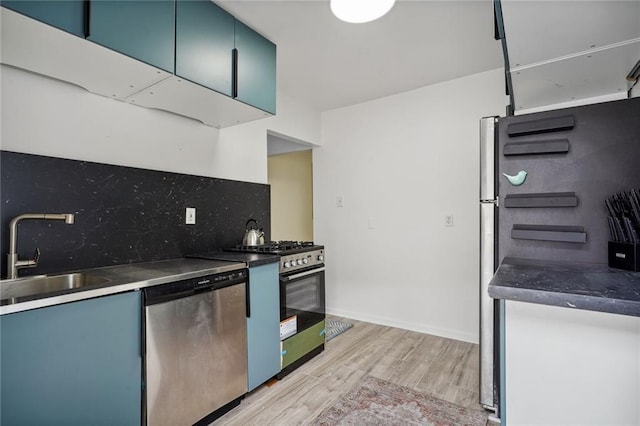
[281,270,325,334]
[287,278,322,312]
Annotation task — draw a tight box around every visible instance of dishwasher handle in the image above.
[194,285,215,294]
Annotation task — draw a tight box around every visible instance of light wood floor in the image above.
[214,316,487,425]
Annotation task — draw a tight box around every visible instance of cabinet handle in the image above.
[232,48,238,98]
[83,0,91,38]
[283,267,325,281]
[245,279,251,318]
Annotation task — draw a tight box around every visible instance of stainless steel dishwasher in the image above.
[143,264,248,426]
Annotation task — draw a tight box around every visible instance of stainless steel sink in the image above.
[0,273,111,303]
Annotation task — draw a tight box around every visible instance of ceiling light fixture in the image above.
[330,0,396,24]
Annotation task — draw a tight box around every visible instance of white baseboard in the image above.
[326,307,479,344]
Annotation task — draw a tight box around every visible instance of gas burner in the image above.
[227,241,319,255]
[231,244,280,253]
[272,241,315,251]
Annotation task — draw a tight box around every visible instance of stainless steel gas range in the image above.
[227,241,326,377]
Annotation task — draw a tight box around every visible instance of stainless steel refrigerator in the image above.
[479,116,499,415]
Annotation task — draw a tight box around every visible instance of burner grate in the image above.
[230,241,315,254]
[273,241,315,251]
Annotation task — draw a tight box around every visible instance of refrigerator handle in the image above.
[480,117,498,201]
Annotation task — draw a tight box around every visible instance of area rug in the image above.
[311,376,488,426]
[326,319,354,342]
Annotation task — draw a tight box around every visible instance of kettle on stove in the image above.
[242,218,265,246]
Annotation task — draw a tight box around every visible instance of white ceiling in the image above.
[218,0,504,112]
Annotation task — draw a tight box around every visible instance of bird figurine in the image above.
[503,170,528,186]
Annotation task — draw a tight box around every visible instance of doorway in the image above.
[267,131,314,241]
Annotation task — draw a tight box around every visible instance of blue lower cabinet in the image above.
[1,0,85,37]
[0,291,142,425]
[247,263,280,391]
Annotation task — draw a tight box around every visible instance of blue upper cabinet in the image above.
[234,20,277,115]
[2,0,276,123]
[176,0,235,96]
[1,0,174,73]
[87,0,175,73]
[175,0,276,113]
[0,0,85,37]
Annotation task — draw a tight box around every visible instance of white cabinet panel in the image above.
[125,75,272,128]
[1,8,170,99]
[500,0,640,110]
[511,40,640,111]
[501,0,640,67]
[505,301,640,426]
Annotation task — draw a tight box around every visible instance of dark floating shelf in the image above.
[507,115,575,137]
[512,224,586,243]
[503,139,569,156]
[504,192,578,208]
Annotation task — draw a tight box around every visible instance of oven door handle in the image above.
[283,267,325,281]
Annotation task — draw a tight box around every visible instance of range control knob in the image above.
[284,261,291,268]
[297,259,303,266]
[302,258,309,264]
[318,255,324,262]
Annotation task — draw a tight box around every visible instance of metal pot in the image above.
[242,218,265,246]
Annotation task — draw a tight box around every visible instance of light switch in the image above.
[185,207,196,225]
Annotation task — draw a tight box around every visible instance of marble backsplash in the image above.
[0,151,270,278]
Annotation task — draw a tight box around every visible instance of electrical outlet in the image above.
[445,214,454,227]
[185,207,196,225]
[336,196,344,208]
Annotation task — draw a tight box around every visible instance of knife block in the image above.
[608,242,640,272]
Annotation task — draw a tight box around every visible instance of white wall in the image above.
[0,65,320,184]
[314,68,507,343]
[217,91,321,182]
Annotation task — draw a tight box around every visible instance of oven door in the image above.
[280,266,325,339]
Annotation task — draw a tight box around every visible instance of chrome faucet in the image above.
[7,213,75,279]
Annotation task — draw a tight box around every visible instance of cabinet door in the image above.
[87,0,175,73]
[247,263,280,391]
[1,0,85,37]
[0,292,142,425]
[175,0,234,96]
[234,20,277,114]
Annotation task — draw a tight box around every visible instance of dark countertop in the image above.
[489,257,640,317]
[187,251,280,268]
